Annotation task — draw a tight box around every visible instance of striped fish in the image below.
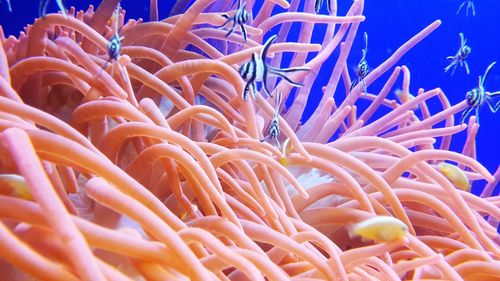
[461,61,500,124]
[239,35,310,100]
[107,4,124,61]
[445,33,471,75]
[96,3,124,79]
[350,32,369,94]
[261,91,283,148]
[218,0,250,42]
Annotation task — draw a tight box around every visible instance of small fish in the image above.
[445,33,471,75]
[39,0,67,18]
[261,90,283,148]
[239,35,310,100]
[108,4,123,60]
[348,216,409,243]
[314,0,331,14]
[107,33,123,61]
[460,61,500,125]
[457,0,475,16]
[350,32,369,94]
[279,137,294,166]
[218,0,250,42]
[0,174,34,201]
[98,4,124,76]
[436,162,470,192]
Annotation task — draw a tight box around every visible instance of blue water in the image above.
[1,0,498,195]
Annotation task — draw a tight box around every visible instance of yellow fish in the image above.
[436,162,470,192]
[349,216,408,243]
[0,174,34,201]
[278,137,293,166]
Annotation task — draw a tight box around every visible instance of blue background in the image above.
[1,0,498,195]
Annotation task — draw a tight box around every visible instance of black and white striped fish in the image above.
[445,33,471,75]
[350,32,369,94]
[218,0,250,42]
[461,61,500,124]
[98,4,124,77]
[107,34,123,62]
[261,90,283,148]
[239,35,310,100]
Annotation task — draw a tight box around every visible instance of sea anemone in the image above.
[0,0,499,280]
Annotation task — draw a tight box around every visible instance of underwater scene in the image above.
[0,0,499,280]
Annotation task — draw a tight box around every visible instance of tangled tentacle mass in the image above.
[0,0,499,280]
